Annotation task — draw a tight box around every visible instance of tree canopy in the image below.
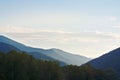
[0,50,119,80]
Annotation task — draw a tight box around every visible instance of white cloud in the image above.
[0,25,34,33]
[113,25,120,28]
[1,25,120,44]
[94,31,120,39]
[109,17,117,21]
[0,25,66,33]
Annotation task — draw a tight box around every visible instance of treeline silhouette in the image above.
[0,50,118,80]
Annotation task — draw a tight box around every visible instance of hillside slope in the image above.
[0,35,91,65]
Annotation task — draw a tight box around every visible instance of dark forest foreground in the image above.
[0,50,119,80]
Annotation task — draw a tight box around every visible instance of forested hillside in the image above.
[0,50,118,80]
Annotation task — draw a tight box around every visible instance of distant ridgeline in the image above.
[0,51,118,80]
[0,35,91,66]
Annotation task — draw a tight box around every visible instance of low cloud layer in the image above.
[0,26,120,44]
[1,26,120,58]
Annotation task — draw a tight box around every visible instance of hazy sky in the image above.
[0,0,120,58]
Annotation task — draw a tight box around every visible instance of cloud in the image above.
[1,26,120,44]
[109,17,117,21]
[0,25,33,33]
[93,31,120,39]
[0,25,69,34]
[112,25,120,28]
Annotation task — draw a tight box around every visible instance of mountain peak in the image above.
[50,48,63,52]
[0,35,27,51]
[0,35,16,42]
[51,48,60,50]
[0,35,12,43]
[0,35,9,39]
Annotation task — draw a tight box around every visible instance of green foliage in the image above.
[62,64,112,80]
[0,50,118,80]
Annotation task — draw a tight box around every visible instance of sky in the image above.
[0,0,120,58]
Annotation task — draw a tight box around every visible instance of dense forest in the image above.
[0,50,119,80]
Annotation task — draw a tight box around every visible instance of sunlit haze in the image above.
[0,0,120,58]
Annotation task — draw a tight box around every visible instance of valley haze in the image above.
[0,0,120,58]
[0,35,91,65]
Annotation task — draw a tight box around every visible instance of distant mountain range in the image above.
[1,35,120,76]
[88,47,120,74]
[0,35,91,66]
[0,42,20,53]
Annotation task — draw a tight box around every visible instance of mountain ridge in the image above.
[0,35,91,65]
[0,42,20,53]
[88,47,120,74]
